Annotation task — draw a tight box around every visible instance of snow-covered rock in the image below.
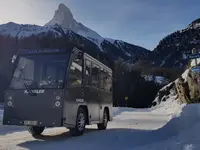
[153,56,200,106]
[152,81,176,106]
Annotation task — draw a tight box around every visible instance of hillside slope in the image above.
[149,18,200,69]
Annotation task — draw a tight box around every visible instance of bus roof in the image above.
[84,52,112,73]
[18,49,68,55]
[18,46,114,71]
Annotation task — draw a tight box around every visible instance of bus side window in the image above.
[91,63,99,88]
[108,72,112,92]
[67,53,83,86]
[104,70,112,92]
[99,68,104,89]
[85,59,91,85]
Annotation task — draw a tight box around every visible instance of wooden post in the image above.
[125,96,128,107]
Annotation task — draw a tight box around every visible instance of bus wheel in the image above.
[27,126,45,136]
[97,109,108,130]
[70,107,86,136]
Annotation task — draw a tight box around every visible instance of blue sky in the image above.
[0,0,200,50]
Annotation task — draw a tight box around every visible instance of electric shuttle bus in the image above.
[3,47,113,136]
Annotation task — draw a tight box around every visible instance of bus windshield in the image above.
[9,53,69,90]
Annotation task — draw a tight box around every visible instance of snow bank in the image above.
[112,106,152,117]
[112,107,134,116]
[151,95,185,117]
[157,103,200,133]
[152,81,176,106]
[137,103,200,150]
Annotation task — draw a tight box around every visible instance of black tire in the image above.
[98,109,108,130]
[70,107,86,136]
[27,126,45,136]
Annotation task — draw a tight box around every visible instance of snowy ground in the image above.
[0,98,200,150]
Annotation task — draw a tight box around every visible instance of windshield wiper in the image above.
[19,66,37,96]
[24,82,37,96]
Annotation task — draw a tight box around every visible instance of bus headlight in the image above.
[56,96,60,100]
[55,101,61,107]
[7,101,13,107]
[8,96,12,101]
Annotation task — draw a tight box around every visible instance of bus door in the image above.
[64,50,84,125]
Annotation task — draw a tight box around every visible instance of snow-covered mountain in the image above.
[0,22,63,38]
[0,3,149,60]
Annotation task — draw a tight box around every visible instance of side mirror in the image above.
[77,52,83,59]
[11,55,17,63]
[48,76,53,82]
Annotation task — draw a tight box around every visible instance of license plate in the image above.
[24,120,38,126]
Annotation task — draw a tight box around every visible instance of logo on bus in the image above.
[76,98,84,103]
[24,90,45,94]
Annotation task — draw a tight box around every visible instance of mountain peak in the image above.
[58,3,73,18]
[58,3,68,9]
[45,3,104,49]
[45,3,74,29]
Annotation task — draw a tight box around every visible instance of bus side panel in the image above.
[84,86,100,123]
[63,86,85,128]
[99,90,113,121]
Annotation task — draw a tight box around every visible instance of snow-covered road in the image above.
[0,98,200,150]
[0,107,171,150]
